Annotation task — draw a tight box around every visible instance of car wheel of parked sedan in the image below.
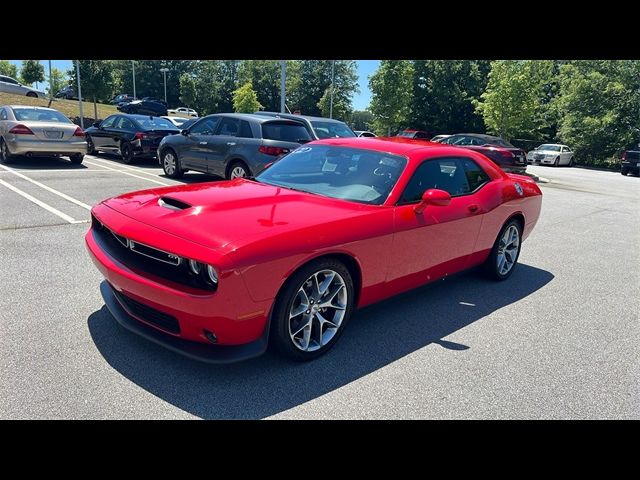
[120,142,135,164]
[86,136,96,155]
[228,161,250,179]
[553,156,560,167]
[271,258,355,361]
[484,219,522,281]
[0,138,16,164]
[161,149,183,178]
[569,157,575,167]
[621,168,629,176]
[26,92,37,98]
[70,154,84,165]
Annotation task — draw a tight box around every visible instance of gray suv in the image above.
[254,112,356,140]
[157,113,312,179]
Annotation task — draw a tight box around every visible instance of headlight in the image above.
[206,265,218,284]
[188,259,201,274]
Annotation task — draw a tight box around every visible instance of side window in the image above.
[442,135,460,145]
[120,118,135,131]
[414,131,429,139]
[0,108,7,121]
[216,117,240,137]
[190,117,219,135]
[238,120,253,138]
[0,76,7,83]
[461,158,490,192]
[101,116,117,128]
[469,137,485,146]
[399,157,471,204]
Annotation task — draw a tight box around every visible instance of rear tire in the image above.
[161,149,183,178]
[86,136,96,155]
[70,154,84,165]
[569,157,575,167]
[271,258,355,361]
[120,142,135,164]
[483,218,522,281]
[0,138,15,164]
[621,168,629,176]
[227,160,250,179]
[26,92,37,98]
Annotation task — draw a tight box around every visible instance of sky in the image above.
[9,59,379,110]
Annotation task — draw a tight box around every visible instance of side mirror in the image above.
[181,129,189,136]
[92,121,101,128]
[414,188,451,214]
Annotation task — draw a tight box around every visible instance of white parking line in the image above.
[0,164,91,210]
[86,156,169,180]
[0,178,86,224]
[84,160,170,186]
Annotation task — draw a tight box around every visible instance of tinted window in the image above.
[1,76,19,85]
[238,120,253,138]
[489,137,515,148]
[440,135,460,145]
[461,158,490,191]
[400,158,471,203]
[414,131,430,139]
[626,151,640,160]
[13,108,72,123]
[256,145,406,205]
[190,117,219,135]
[262,122,312,142]
[310,121,356,138]
[217,117,240,136]
[0,108,7,121]
[101,116,117,128]
[134,117,176,130]
[115,117,135,130]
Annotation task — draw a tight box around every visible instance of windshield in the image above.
[397,131,415,137]
[13,108,72,123]
[135,117,178,130]
[255,145,407,205]
[310,121,356,139]
[538,144,561,151]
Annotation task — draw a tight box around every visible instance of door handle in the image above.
[226,142,236,146]
[468,204,480,213]
[199,141,208,145]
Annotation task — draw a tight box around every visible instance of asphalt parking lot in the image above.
[1,155,638,419]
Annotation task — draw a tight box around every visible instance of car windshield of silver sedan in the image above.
[255,145,407,205]
[13,108,72,123]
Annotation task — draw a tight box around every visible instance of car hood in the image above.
[101,179,376,251]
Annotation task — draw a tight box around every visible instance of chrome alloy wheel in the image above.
[288,269,347,352]
[163,152,177,175]
[497,225,520,275]
[230,165,247,179]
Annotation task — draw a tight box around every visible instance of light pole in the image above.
[76,61,84,129]
[132,61,136,99]
[280,60,286,113]
[160,67,169,104]
[48,60,53,104]
[329,60,335,119]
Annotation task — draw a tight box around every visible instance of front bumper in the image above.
[100,281,269,363]
[621,161,640,173]
[528,156,556,165]
[6,137,87,156]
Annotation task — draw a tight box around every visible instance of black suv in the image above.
[117,99,168,116]
[621,148,640,176]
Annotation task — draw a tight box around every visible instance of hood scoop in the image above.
[158,196,192,211]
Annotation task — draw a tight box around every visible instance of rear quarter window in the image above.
[626,151,640,160]
[262,122,312,142]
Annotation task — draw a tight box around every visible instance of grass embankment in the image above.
[0,92,118,120]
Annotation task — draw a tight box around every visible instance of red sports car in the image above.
[86,137,542,362]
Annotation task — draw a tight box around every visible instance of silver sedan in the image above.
[0,105,87,164]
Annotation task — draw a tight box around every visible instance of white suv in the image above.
[167,107,198,118]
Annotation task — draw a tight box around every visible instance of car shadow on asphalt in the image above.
[87,263,553,419]
[1,156,88,170]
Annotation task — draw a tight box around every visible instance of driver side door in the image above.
[179,116,220,171]
[387,156,486,294]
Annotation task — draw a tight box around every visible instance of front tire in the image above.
[569,157,575,167]
[161,149,183,178]
[554,156,559,167]
[271,259,355,361]
[484,219,522,281]
[86,136,96,155]
[0,138,15,164]
[26,92,37,98]
[621,168,629,176]
[70,154,84,165]
[120,141,134,164]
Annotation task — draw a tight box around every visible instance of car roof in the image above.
[455,133,501,140]
[205,112,306,124]
[256,111,348,124]
[312,136,456,156]
[7,105,57,111]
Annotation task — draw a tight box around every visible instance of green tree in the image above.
[350,110,374,131]
[0,60,18,78]
[233,81,263,113]
[47,68,67,96]
[292,60,358,117]
[238,60,280,111]
[369,60,414,136]
[317,86,352,121]
[20,60,45,87]
[555,60,640,165]
[411,60,489,134]
[179,73,197,109]
[474,60,554,142]
[69,60,115,119]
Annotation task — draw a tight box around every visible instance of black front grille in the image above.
[112,286,180,334]
[91,214,216,291]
